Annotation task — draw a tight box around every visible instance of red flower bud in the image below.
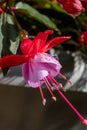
[57,0,84,16]
[78,31,87,45]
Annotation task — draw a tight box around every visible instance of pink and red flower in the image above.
[0,30,87,125]
[0,30,70,88]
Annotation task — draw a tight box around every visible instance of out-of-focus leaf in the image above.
[46,2,69,14]
[33,0,72,16]
[0,13,20,75]
[32,0,49,4]
[16,2,60,33]
[78,13,87,26]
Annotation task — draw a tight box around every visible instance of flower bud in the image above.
[78,31,87,45]
[57,0,84,16]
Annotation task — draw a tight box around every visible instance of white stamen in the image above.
[52,96,57,101]
[43,99,46,106]
[38,82,46,105]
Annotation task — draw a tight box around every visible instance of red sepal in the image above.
[0,54,29,68]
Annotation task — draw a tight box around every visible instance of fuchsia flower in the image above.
[57,0,84,16]
[0,30,87,125]
[78,31,87,45]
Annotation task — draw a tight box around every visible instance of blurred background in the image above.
[0,84,87,130]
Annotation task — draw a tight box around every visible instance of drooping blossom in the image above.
[78,31,87,45]
[0,30,87,125]
[57,0,84,16]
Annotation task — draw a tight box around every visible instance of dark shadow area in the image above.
[0,85,87,130]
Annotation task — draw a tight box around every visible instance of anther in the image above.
[48,74,66,92]
[44,77,56,99]
[59,83,66,92]
[38,82,46,105]
[51,86,55,91]
[82,119,87,125]
[52,96,57,101]
[42,99,46,106]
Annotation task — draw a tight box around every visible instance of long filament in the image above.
[58,72,72,85]
[48,74,66,91]
[44,77,56,101]
[54,84,87,125]
[38,82,46,105]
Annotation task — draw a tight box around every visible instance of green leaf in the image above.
[0,13,20,57]
[16,2,60,33]
[32,0,72,16]
[0,13,20,75]
[46,2,69,14]
[32,0,49,4]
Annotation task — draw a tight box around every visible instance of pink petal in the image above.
[40,36,71,52]
[34,53,62,76]
[22,59,48,88]
[0,54,29,68]
[34,53,61,69]
[22,53,62,88]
